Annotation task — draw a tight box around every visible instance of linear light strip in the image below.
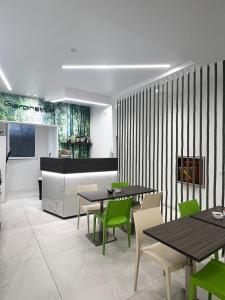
[62,64,170,70]
[0,68,12,91]
[50,97,108,107]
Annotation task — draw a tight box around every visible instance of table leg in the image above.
[185,257,197,300]
[85,200,117,246]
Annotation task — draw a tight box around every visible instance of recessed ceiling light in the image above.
[62,64,170,70]
[0,68,12,91]
[50,97,108,107]
[33,94,37,97]
[26,93,30,96]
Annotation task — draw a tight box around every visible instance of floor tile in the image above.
[33,220,82,256]
[0,226,42,267]
[0,257,61,300]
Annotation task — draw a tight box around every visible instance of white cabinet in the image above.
[42,170,117,218]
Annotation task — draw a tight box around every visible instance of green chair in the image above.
[189,259,225,300]
[111,181,129,189]
[178,200,219,261]
[178,199,200,217]
[93,197,132,255]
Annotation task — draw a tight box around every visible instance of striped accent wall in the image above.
[116,61,225,221]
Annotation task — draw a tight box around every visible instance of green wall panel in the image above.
[0,92,91,158]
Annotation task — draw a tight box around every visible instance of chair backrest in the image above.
[133,207,164,251]
[178,199,200,217]
[141,192,163,210]
[105,198,131,223]
[78,184,98,206]
[111,182,129,189]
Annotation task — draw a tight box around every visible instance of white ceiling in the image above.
[0,0,225,98]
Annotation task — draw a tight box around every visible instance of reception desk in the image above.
[40,158,118,218]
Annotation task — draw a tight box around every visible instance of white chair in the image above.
[77,184,99,233]
[133,207,185,300]
[140,192,163,210]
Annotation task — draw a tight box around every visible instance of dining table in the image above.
[143,212,225,300]
[77,185,155,246]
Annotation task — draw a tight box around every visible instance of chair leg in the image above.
[214,251,219,261]
[134,252,140,291]
[103,225,107,255]
[208,293,212,300]
[113,227,115,238]
[165,270,171,300]
[127,222,131,248]
[87,212,90,234]
[189,281,196,300]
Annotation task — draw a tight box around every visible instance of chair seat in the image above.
[95,212,129,227]
[81,203,100,213]
[191,259,225,298]
[142,242,185,271]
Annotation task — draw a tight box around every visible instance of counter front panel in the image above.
[40,158,118,174]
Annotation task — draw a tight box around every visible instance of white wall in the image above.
[90,106,114,158]
[6,125,58,196]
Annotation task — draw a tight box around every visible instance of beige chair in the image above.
[140,192,163,210]
[77,184,99,233]
[133,207,185,300]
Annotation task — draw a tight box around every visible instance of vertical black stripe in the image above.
[161,83,164,214]
[129,95,132,185]
[149,87,152,188]
[175,76,179,220]
[157,84,160,192]
[161,83,164,192]
[145,89,148,188]
[139,91,142,187]
[206,65,210,209]
[142,91,145,187]
[222,61,225,208]
[132,94,135,185]
[165,80,169,219]
[124,98,126,182]
[126,97,129,183]
[181,75,184,203]
[213,63,217,207]
[199,67,203,209]
[117,101,120,181]
[169,78,174,222]
[192,69,196,199]
[135,93,138,185]
[120,99,123,181]
[127,96,130,183]
[153,86,156,189]
[187,72,190,201]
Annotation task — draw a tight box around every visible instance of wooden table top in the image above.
[77,185,155,202]
[192,206,225,229]
[144,217,225,262]
[120,186,155,196]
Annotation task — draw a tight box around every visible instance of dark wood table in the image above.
[192,206,225,228]
[144,216,225,299]
[77,185,155,246]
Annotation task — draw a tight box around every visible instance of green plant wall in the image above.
[0,92,90,158]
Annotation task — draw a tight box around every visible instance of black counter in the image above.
[40,158,118,174]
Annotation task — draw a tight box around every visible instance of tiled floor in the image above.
[0,194,217,299]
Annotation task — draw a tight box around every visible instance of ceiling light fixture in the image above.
[62,64,170,70]
[50,97,108,107]
[0,68,12,91]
